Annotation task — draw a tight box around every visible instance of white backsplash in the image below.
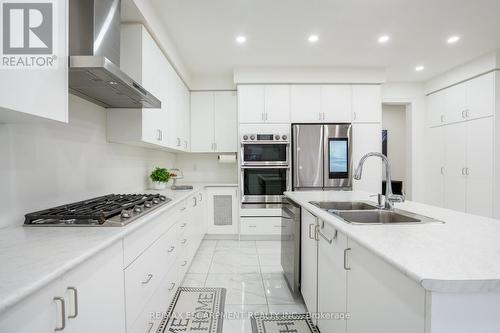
[0,95,176,228]
[174,153,238,183]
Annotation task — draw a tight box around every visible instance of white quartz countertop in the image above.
[0,182,237,313]
[285,190,500,293]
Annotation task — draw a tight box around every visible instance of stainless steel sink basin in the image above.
[310,201,378,211]
[309,201,444,225]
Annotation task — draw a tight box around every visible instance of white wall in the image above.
[0,95,176,228]
[382,105,407,184]
[174,153,238,183]
[381,82,427,201]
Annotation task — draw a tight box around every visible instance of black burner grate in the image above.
[24,194,162,225]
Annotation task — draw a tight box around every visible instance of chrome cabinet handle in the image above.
[318,223,337,244]
[67,287,78,319]
[344,248,351,271]
[180,207,186,211]
[168,282,176,291]
[440,166,444,175]
[168,246,175,253]
[465,167,470,176]
[181,239,187,244]
[177,138,181,147]
[181,260,188,266]
[184,140,188,149]
[461,167,467,175]
[462,110,466,118]
[465,109,470,118]
[53,297,66,331]
[146,322,154,333]
[142,274,153,284]
[440,115,444,123]
[308,223,315,240]
[180,222,187,227]
[199,193,202,201]
[157,129,162,141]
[193,197,197,207]
[353,112,357,121]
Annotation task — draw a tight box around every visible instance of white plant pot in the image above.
[152,181,167,190]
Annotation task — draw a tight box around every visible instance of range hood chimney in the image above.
[68,0,161,108]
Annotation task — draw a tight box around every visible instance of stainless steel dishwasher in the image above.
[281,197,301,296]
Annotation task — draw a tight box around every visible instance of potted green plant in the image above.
[149,167,171,190]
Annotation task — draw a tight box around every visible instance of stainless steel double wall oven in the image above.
[240,133,291,204]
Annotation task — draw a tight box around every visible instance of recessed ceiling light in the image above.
[447,35,460,44]
[308,35,319,43]
[415,65,425,72]
[236,35,246,44]
[378,35,390,43]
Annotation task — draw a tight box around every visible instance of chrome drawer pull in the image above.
[344,248,351,271]
[181,239,187,244]
[181,260,188,267]
[181,223,187,228]
[142,274,153,284]
[180,207,186,211]
[67,287,78,319]
[168,283,176,291]
[168,246,175,253]
[53,297,66,331]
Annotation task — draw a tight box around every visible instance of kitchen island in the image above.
[285,190,500,333]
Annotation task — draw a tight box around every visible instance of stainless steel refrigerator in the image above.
[292,124,352,190]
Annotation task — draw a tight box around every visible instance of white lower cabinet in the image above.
[0,242,125,333]
[300,210,318,322]
[206,187,239,234]
[317,222,348,333]
[346,239,425,333]
[303,213,426,333]
[240,217,282,235]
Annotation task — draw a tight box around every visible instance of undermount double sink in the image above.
[309,201,443,225]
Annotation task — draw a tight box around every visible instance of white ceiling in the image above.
[150,0,500,82]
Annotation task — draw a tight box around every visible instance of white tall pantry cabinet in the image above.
[425,71,498,218]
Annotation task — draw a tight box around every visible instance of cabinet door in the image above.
[424,127,445,207]
[214,91,238,152]
[265,85,291,123]
[206,187,239,234]
[291,85,322,123]
[445,82,467,124]
[466,72,494,120]
[0,279,63,333]
[352,123,382,193]
[321,85,352,123]
[466,117,494,217]
[191,92,215,152]
[347,240,425,333]
[352,85,382,123]
[427,91,446,127]
[63,241,125,333]
[444,122,467,212]
[181,85,191,151]
[300,210,318,318]
[238,85,265,123]
[317,224,347,333]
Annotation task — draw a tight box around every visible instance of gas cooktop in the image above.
[24,193,171,227]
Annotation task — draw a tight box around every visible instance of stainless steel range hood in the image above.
[68,0,161,108]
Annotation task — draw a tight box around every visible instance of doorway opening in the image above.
[381,103,410,198]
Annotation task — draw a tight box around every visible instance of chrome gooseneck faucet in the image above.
[354,152,405,210]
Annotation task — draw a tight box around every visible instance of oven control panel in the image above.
[241,133,289,142]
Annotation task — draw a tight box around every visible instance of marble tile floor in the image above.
[181,240,307,333]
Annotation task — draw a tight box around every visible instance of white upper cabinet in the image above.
[238,85,290,123]
[107,24,189,152]
[291,85,321,122]
[0,0,68,123]
[427,90,446,127]
[238,85,266,123]
[352,85,382,123]
[191,92,215,152]
[214,91,238,152]
[191,91,237,152]
[445,82,467,124]
[466,72,495,120]
[427,72,495,127]
[264,85,291,122]
[321,85,352,123]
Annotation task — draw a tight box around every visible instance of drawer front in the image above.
[240,217,283,235]
[124,201,188,267]
[124,229,176,329]
[128,268,178,333]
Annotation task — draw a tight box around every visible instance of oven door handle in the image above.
[240,165,290,169]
